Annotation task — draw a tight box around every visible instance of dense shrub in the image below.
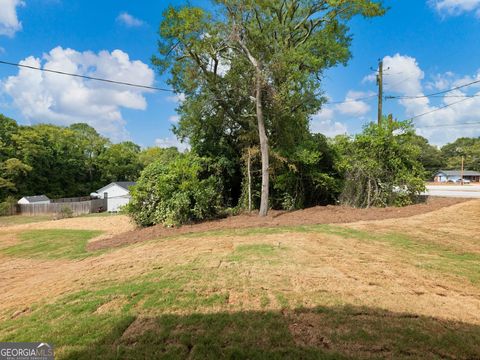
[127,153,222,227]
[57,205,74,219]
[0,196,17,216]
[270,133,341,210]
[334,120,426,208]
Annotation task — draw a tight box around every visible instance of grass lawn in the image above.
[1,229,103,259]
[1,255,479,359]
[0,215,53,227]
[1,203,480,359]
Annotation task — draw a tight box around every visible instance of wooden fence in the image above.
[1,204,20,216]
[18,198,107,216]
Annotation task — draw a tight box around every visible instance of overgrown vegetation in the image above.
[127,152,222,227]
[334,119,426,208]
[2,0,479,225]
[154,0,385,216]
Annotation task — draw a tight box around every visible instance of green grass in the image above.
[1,222,480,358]
[0,215,52,226]
[80,212,121,218]
[228,243,284,262]
[1,229,103,259]
[1,268,479,359]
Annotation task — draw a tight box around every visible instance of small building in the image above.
[434,170,480,183]
[17,195,51,205]
[96,182,136,212]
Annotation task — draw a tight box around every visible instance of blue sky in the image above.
[1,0,480,147]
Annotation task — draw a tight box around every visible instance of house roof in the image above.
[114,181,137,190]
[97,182,136,193]
[437,170,480,176]
[22,195,50,203]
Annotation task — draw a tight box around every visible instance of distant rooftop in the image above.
[437,170,480,176]
[114,181,137,190]
[22,195,50,202]
[97,181,136,192]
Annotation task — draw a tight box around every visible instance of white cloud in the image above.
[335,90,373,116]
[452,70,480,88]
[0,0,24,37]
[2,46,154,140]
[155,136,190,152]
[363,54,424,95]
[425,71,456,91]
[379,53,480,144]
[116,12,144,27]
[383,54,425,95]
[166,93,186,103]
[310,107,348,137]
[169,115,180,124]
[430,0,480,17]
[207,57,230,77]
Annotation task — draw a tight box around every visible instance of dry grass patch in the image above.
[0,200,479,358]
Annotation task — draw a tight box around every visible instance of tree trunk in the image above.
[255,70,269,217]
[235,35,269,216]
[247,148,252,212]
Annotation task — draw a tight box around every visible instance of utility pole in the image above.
[461,155,465,186]
[376,59,383,126]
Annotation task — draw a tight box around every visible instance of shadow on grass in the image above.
[63,305,480,360]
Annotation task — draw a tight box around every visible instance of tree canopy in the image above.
[154,0,385,216]
[0,116,181,202]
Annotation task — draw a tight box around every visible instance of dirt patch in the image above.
[120,317,160,344]
[286,309,468,358]
[288,312,333,349]
[95,297,128,314]
[10,307,31,319]
[88,197,468,251]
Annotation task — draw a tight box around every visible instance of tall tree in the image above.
[69,123,109,190]
[154,0,384,216]
[441,137,480,172]
[98,141,142,183]
[410,134,444,179]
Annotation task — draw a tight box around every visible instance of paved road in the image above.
[424,185,480,198]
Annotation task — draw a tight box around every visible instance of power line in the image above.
[0,60,175,92]
[326,94,377,104]
[386,78,480,100]
[402,97,473,122]
[424,94,480,98]
[415,121,480,129]
[1,59,378,105]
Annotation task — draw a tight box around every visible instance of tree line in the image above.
[0,114,178,203]
[3,0,479,224]
[1,113,478,220]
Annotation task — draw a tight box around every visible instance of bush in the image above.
[334,119,426,208]
[127,152,222,227]
[57,205,74,219]
[0,196,18,216]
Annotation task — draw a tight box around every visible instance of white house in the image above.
[96,182,136,212]
[17,195,51,205]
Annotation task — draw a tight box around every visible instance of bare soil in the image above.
[88,197,467,251]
